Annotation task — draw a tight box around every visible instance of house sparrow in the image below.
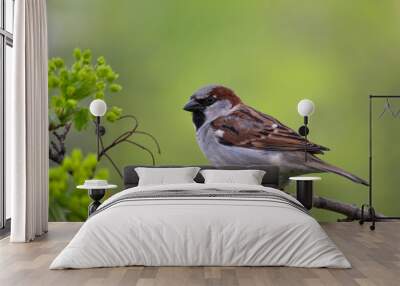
[183,84,368,187]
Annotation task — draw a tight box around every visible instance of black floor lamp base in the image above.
[365,95,400,231]
[359,203,400,231]
[359,204,376,231]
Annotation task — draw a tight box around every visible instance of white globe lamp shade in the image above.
[297,99,315,117]
[89,99,107,117]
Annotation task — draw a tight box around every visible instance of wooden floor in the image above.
[0,222,399,286]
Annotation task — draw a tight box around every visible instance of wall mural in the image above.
[47,0,400,222]
[184,85,368,187]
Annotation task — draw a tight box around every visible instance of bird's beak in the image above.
[183,99,204,112]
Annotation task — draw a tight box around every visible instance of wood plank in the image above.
[0,222,399,286]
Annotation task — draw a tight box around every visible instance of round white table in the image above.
[77,183,117,216]
[289,176,321,210]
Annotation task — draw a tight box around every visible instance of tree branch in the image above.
[49,145,63,164]
[49,123,72,165]
[123,140,156,165]
[99,115,139,157]
[134,131,161,154]
[98,114,160,166]
[103,153,123,179]
[98,135,123,178]
[49,122,65,132]
[312,195,385,221]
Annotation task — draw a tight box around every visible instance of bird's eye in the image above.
[205,96,216,105]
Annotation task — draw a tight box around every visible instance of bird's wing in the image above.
[211,104,329,154]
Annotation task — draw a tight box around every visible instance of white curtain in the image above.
[7,0,49,242]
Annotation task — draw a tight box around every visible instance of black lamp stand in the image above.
[88,189,106,216]
[94,116,106,161]
[298,116,310,161]
[359,95,400,231]
[296,180,314,210]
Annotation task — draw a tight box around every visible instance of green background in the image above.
[47,0,400,221]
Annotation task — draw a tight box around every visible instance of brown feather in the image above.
[210,86,242,106]
[211,104,329,154]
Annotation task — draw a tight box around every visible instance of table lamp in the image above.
[297,99,315,161]
[89,99,107,160]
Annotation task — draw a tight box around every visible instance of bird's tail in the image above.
[309,157,369,186]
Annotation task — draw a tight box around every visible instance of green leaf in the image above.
[107,72,119,82]
[53,57,65,68]
[82,49,92,63]
[62,156,73,170]
[66,99,77,109]
[95,168,109,180]
[73,48,82,60]
[48,60,57,72]
[72,62,82,71]
[66,85,76,97]
[50,95,64,108]
[96,81,105,91]
[59,69,68,81]
[109,83,122,93]
[48,75,60,88]
[95,91,105,99]
[82,153,97,171]
[96,65,110,78]
[106,106,122,122]
[73,108,90,130]
[97,56,106,65]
